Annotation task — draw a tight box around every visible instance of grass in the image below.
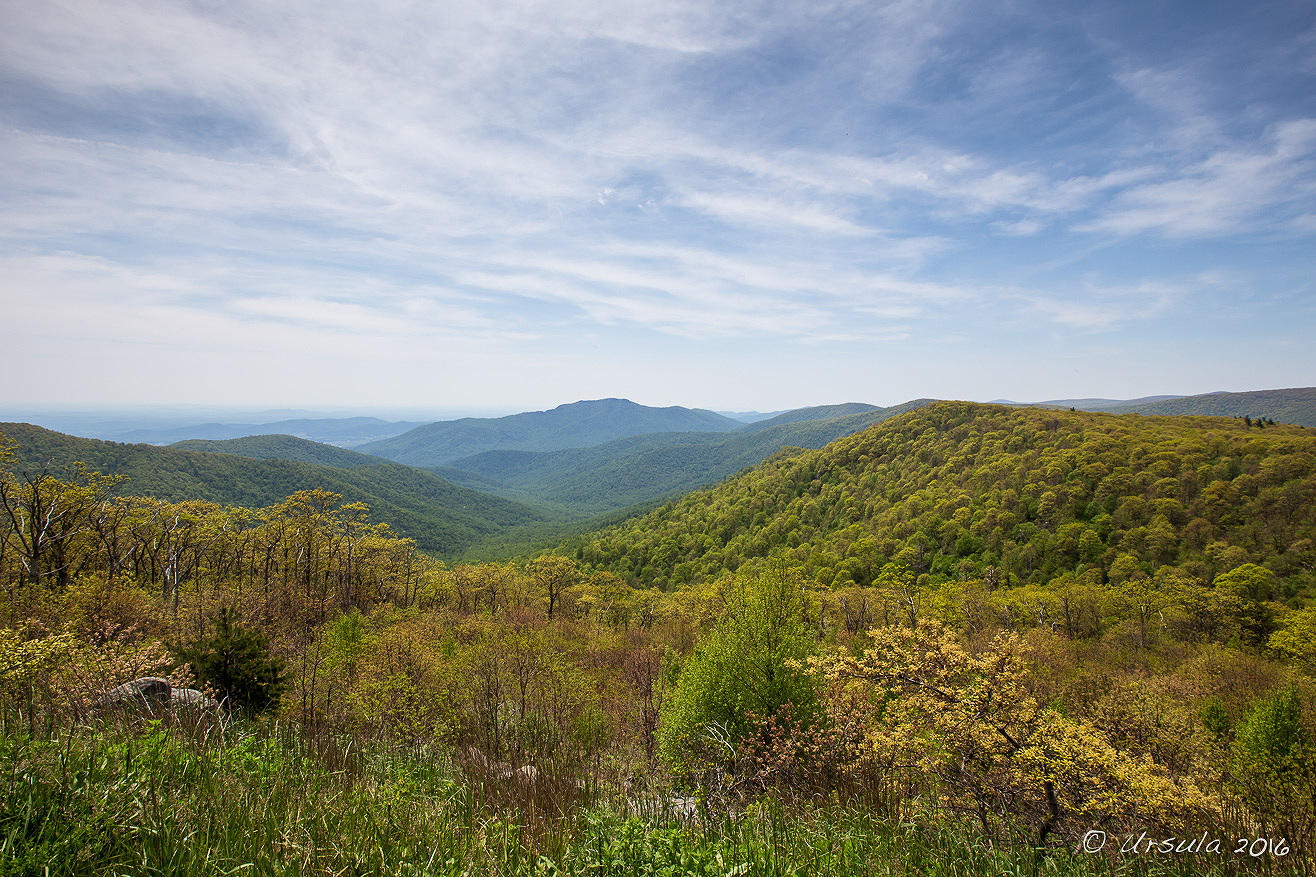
[0,710,1257,876]
[1,713,488,876]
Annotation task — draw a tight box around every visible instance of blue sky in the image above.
[2,0,1313,413]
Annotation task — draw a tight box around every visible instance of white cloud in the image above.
[676,190,873,236]
[1081,120,1316,237]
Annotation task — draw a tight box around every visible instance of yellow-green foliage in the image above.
[570,402,1316,598]
[807,620,1211,846]
[0,625,74,695]
[1270,604,1316,672]
[0,617,193,712]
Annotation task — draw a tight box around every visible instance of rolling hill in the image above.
[1026,387,1316,426]
[171,434,388,468]
[568,402,1316,593]
[0,423,547,557]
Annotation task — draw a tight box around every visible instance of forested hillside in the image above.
[171,434,387,468]
[570,402,1316,598]
[0,423,546,557]
[1101,386,1316,425]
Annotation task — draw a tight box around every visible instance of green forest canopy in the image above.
[567,402,1316,600]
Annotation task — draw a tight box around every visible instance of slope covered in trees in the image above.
[1101,386,1316,425]
[171,434,388,468]
[570,402,1316,597]
[0,423,547,557]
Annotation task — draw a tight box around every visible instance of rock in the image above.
[93,676,172,712]
[171,687,221,712]
[668,796,699,823]
[93,677,221,718]
[461,747,536,784]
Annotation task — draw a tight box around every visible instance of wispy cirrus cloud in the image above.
[1080,120,1316,238]
[1,0,1313,408]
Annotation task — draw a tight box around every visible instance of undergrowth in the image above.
[0,711,1250,876]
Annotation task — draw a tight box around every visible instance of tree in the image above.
[1215,563,1280,646]
[176,607,285,712]
[0,463,123,588]
[528,554,580,619]
[0,434,18,597]
[1232,684,1315,856]
[807,620,1208,850]
[658,562,818,773]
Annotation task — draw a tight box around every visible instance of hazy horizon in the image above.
[2,386,1302,434]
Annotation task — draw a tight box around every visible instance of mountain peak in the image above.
[360,399,743,466]
[552,398,636,411]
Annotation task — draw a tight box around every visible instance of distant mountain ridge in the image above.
[1023,395,1188,410]
[1001,387,1314,425]
[734,402,880,432]
[1099,387,1316,424]
[160,402,930,521]
[715,409,788,423]
[358,398,743,466]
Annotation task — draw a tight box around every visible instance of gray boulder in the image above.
[93,677,221,718]
[171,686,221,712]
[93,676,173,712]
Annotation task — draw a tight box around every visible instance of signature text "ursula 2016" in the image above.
[1081,831,1291,858]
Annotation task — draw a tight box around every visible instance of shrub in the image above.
[175,607,284,712]
[1232,683,1315,853]
[657,563,819,777]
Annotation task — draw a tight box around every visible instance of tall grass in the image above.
[552,801,1242,877]
[1,709,493,876]
[0,710,1260,876]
